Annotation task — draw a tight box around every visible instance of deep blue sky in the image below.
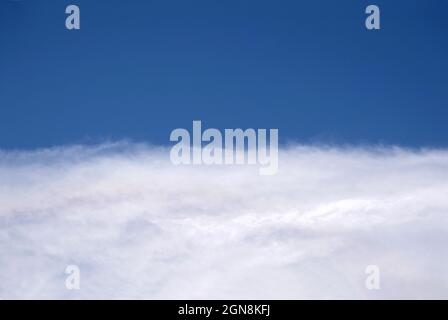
[1,0,447,149]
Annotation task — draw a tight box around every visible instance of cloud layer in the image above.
[1,143,448,299]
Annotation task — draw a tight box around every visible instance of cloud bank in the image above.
[0,143,447,299]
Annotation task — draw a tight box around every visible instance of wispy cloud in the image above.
[1,143,447,299]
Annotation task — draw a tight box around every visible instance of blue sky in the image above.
[1,0,447,149]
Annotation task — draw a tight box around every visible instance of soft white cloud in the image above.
[0,143,447,299]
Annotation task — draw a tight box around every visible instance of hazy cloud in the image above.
[1,143,447,299]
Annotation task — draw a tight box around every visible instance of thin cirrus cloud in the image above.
[0,142,447,299]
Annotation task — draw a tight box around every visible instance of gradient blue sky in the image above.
[0,0,447,149]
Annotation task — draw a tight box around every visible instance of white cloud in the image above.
[0,143,448,299]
